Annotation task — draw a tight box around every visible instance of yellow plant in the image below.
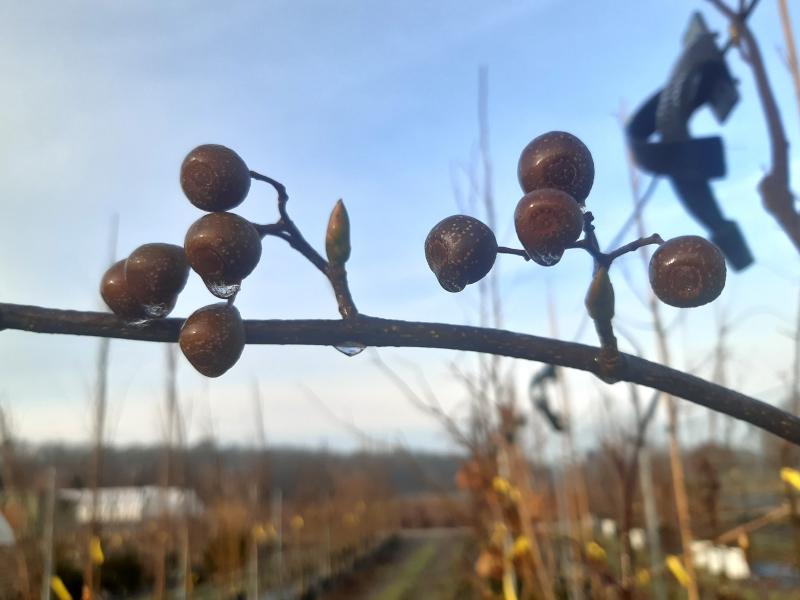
[492,476,512,495]
[780,467,800,491]
[510,535,531,559]
[585,541,607,562]
[666,555,690,588]
[89,535,104,565]
[51,576,72,600]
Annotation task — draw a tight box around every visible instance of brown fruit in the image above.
[514,188,584,266]
[124,243,189,317]
[517,131,594,203]
[180,144,251,212]
[100,259,147,320]
[424,215,497,293]
[184,212,262,298]
[179,303,246,377]
[649,236,726,308]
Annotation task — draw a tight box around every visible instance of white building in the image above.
[690,540,751,580]
[59,487,203,524]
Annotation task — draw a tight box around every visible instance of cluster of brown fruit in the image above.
[100,145,259,377]
[425,131,727,309]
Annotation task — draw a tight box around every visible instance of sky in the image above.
[1,1,799,456]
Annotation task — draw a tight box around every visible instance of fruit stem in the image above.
[574,214,661,381]
[250,171,359,320]
[497,247,531,260]
[606,234,664,263]
[567,213,663,269]
[578,212,625,381]
[327,263,359,319]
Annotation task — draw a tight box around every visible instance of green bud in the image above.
[325,199,351,265]
[585,266,615,321]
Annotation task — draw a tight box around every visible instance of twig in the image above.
[620,100,701,598]
[3,302,800,444]
[606,176,661,251]
[497,246,530,260]
[707,0,800,253]
[370,351,474,451]
[250,171,358,318]
[778,0,800,127]
[607,234,663,263]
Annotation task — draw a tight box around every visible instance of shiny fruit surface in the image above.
[517,131,594,204]
[514,188,584,266]
[124,243,189,317]
[184,212,262,298]
[649,235,726,308]
[180,144,251,212]
[179,303,246,377]
[424,215,497,292]
[100,259,147,320]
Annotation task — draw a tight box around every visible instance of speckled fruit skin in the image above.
[184,212,262,285]
[649,235,726,308]
[517,131,595,204]
[514,189,584,266]
[424,215,497,293]
[179,303,246,377]
[180,144,251,212]
[124,243,190,309]
[100,259,147,320]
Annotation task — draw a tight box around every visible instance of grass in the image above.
[371,541,439,600]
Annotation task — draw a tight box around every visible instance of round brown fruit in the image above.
[180,144,251,212]
[100,259,147,320]
[517,131,594,204]
[424,215,497,293]
[514,188,584,266]
[179,303,246,377]
[184,211,262,298]
[649,235,726,308]
[124,243,189,318]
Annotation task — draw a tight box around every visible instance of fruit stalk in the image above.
[250,171,358,319]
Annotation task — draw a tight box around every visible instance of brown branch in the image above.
[607,234,664,263]
[249,171,358,318]
[708,0,800,253]
[2,302,800,444]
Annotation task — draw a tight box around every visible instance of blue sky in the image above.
[1,1,799,453]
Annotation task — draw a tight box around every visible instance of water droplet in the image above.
[205,280,241,299]
[334,341,366,357]
[528,248,564,267]
[126,318,151,328]
[143,303,171,318]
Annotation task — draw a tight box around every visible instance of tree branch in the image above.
[707,0,800,253]
[249,171,358,318]
[2,302,800,444]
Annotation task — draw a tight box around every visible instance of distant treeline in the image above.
[1,441,464,501]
